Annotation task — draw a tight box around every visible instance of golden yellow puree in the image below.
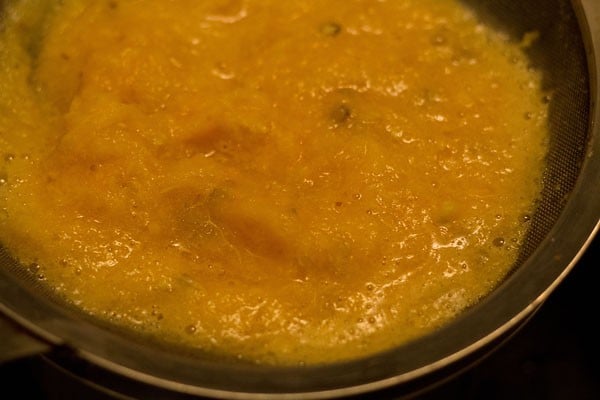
[0,0,549,364]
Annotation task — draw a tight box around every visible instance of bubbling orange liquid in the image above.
[0,0,548,365]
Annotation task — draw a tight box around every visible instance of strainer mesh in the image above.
[0,0,593,355]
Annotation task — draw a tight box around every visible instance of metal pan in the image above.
[1,0,599,398]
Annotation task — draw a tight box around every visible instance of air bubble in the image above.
[185,324,197,334]
[492,237,505,247]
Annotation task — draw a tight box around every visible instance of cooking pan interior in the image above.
[0,0,598,398]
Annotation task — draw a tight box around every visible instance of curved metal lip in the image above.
[1,0,599,398]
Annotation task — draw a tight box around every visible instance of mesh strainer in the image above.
[1,0,599,398]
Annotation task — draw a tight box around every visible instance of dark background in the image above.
[1,234,598,400]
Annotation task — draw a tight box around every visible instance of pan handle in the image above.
[0,312,51,364]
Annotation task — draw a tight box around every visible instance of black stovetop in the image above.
[1,235,598,400]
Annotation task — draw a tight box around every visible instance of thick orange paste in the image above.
[0,0,549,365]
